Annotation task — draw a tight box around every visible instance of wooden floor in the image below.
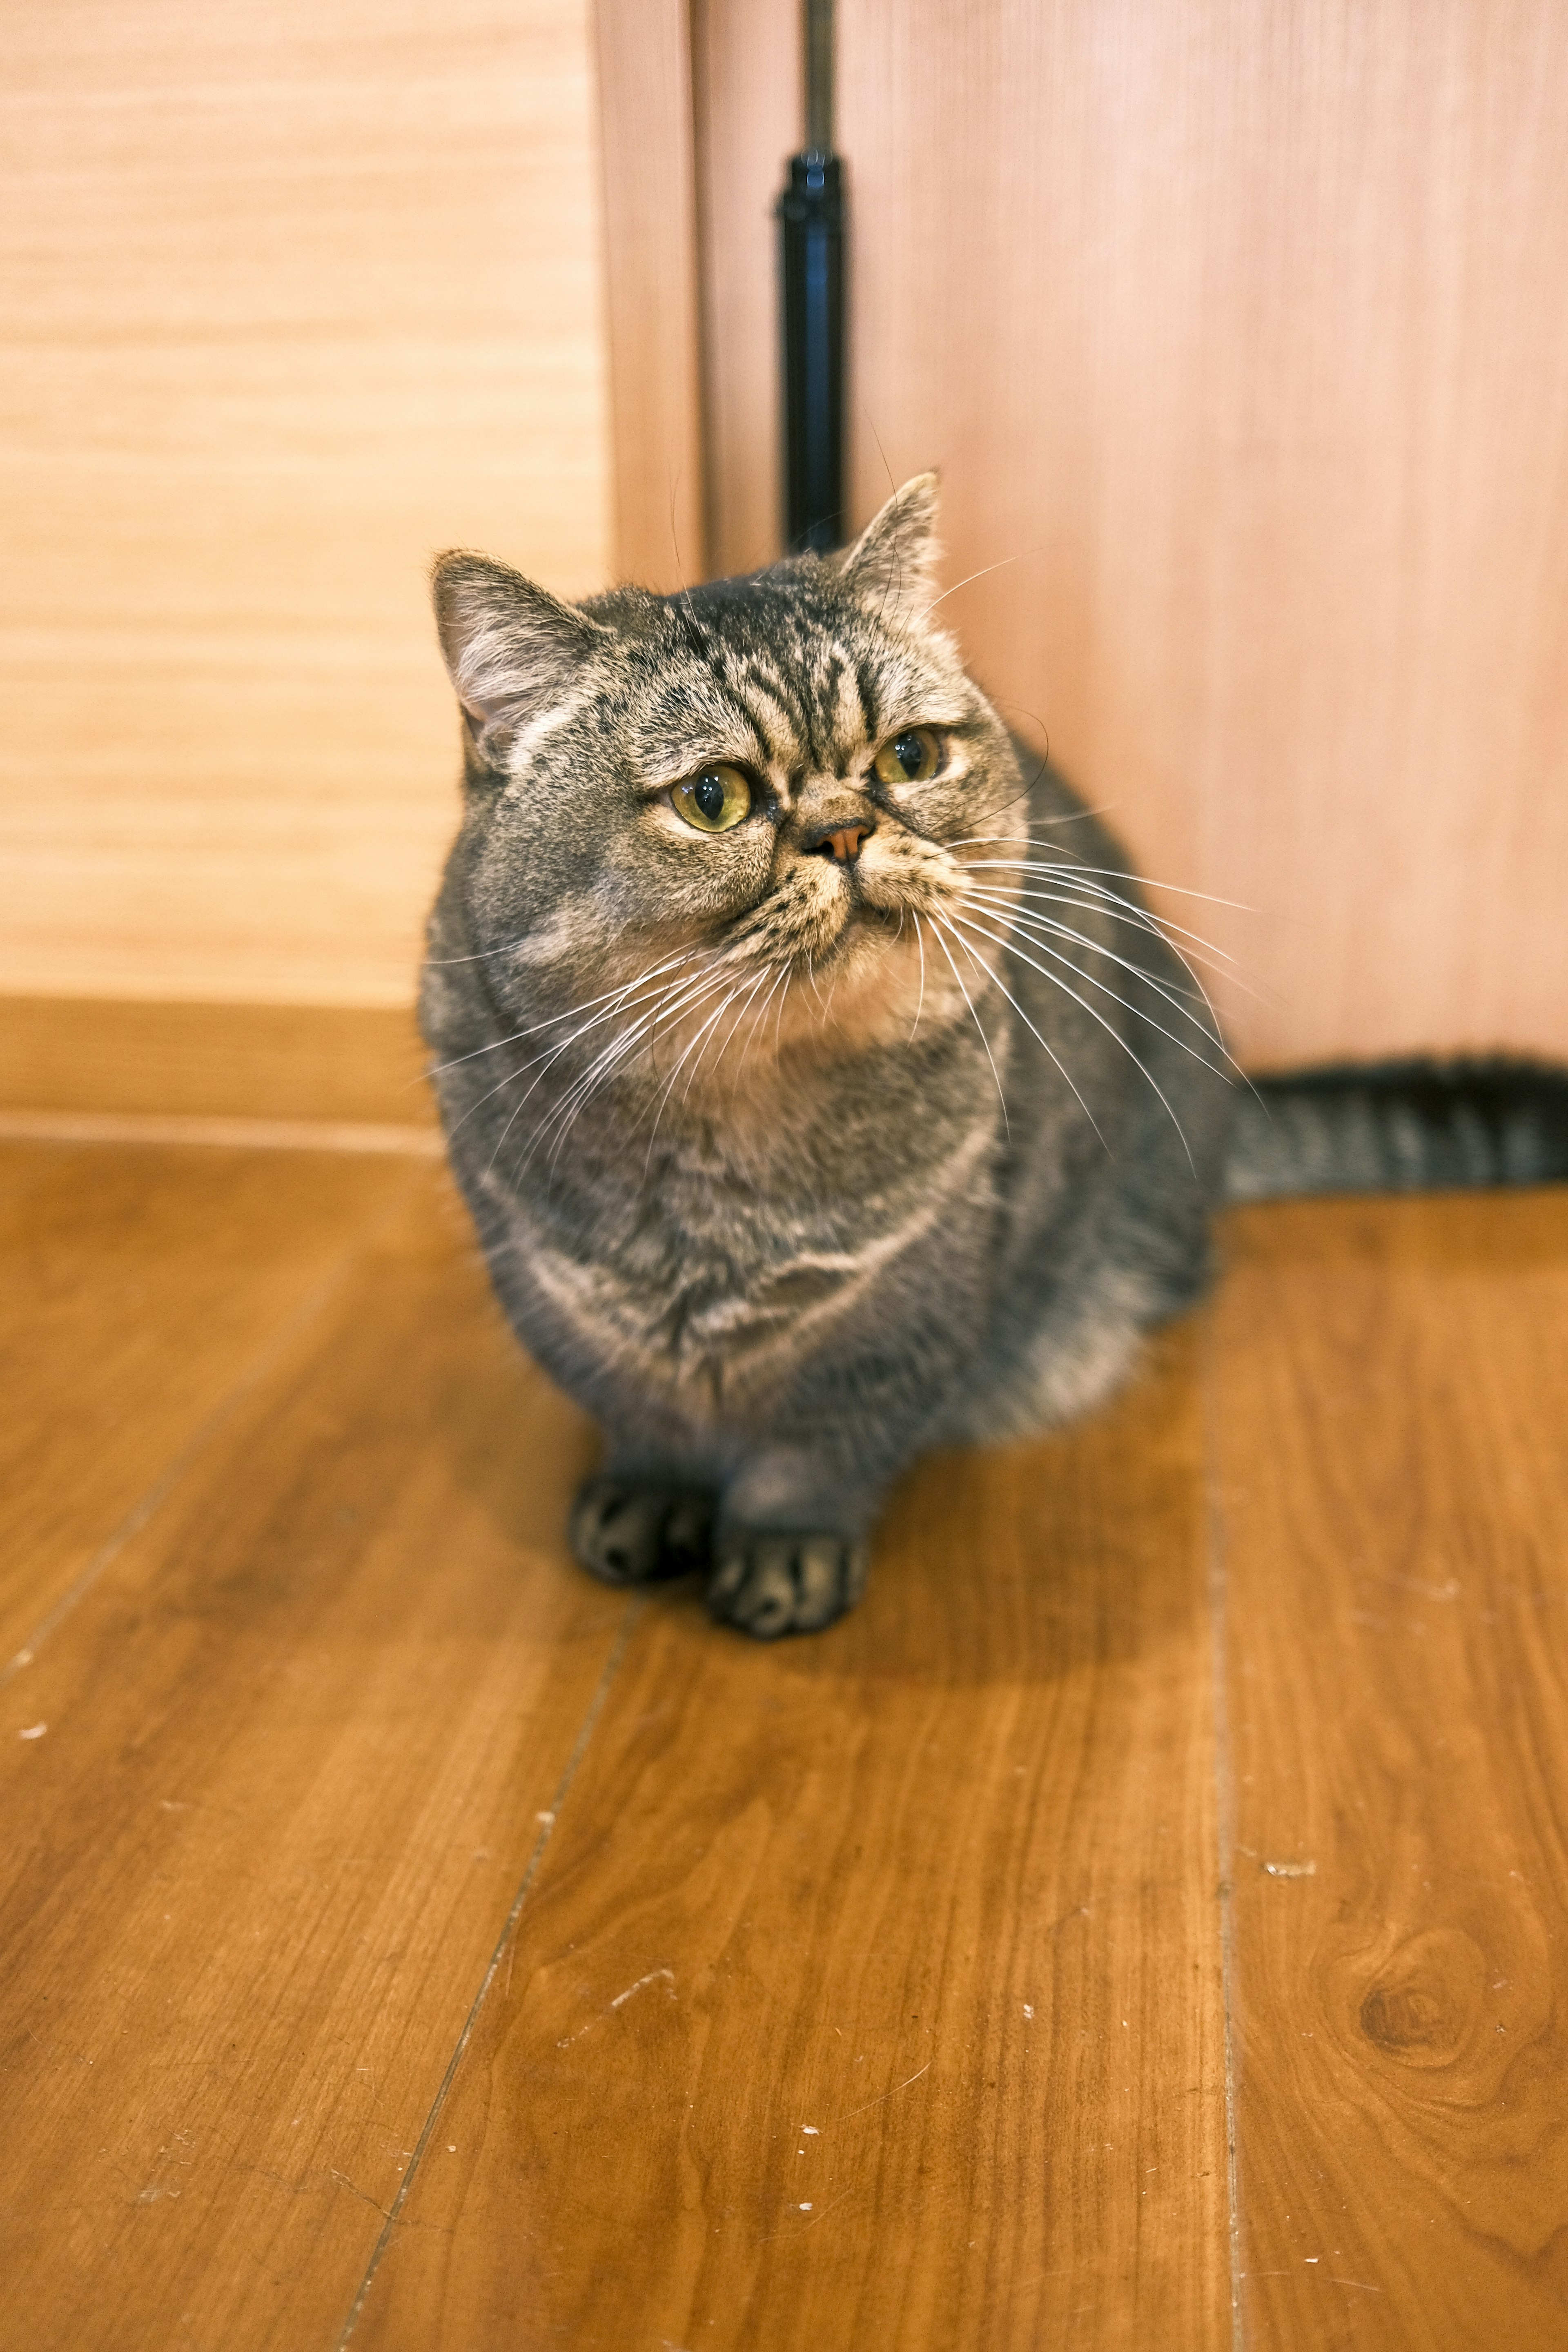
[3,1138,1567,2350]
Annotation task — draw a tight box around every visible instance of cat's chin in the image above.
[763,901,980,1060]
[836,898,907,949]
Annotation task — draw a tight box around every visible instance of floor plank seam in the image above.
[333,1593,648,2350]
[0,1160,430,1693]
[0,1109,441,1156]
[1203,1312,1246,2352]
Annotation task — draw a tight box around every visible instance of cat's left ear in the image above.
[834,472,941,627]
[432,551,612,771]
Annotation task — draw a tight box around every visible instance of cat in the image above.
[420,475,1568,1639]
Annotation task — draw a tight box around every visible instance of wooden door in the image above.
[667,0,1568,1066]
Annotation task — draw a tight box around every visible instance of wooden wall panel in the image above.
[0,0,610,1009]
[694,0,1568,1065]
[594,0,707,588]
[692,0,799,578]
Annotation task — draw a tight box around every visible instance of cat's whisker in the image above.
[422,940,530,968]
[463,986,680,1147]
[961,861,1245,974]
[704,968,774,1092]
[624,968,742,1085]
[964,881,1203,981]
[639,964,739,1082]
[925,918,1010,1136]
[944,806,1109,843]
[771,962,795,1063]
[533,958,732,1123]
[822,954,850,1030]
[488,1051,571,1176]
[951,844,1209,962]
[946,909,1196,1170]
[523,964,739,1169]
[970,880,1227,973]
[962,849,1251,915]
[542,1007,674,1169]
[954,904,1236,1086]
[968,898,1260,1119]
[929,911,1106,1150]
[424,949,701,1080]
[466,1026,592,1158]
[908,912,929,1044]
[443,954,717,1142]
[645,993,740,1162]
[924,550,1030,611]
[969,880,1258,1030]
[735,961,791,1085]
[540,988,680,1127]
[962,885,1261,1083]
[962,886,1230,1053]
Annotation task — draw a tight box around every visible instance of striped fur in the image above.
[1225,1059,1568,1200]
[422,477,1563,1639]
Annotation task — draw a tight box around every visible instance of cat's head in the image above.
[430,475,1022,1058]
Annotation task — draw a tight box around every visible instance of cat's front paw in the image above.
[570,1476,713,1586]
[706,1531,869,1639]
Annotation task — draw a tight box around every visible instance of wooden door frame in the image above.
[592,0,709,590]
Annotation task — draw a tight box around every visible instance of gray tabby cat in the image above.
[421,477,1568,1639]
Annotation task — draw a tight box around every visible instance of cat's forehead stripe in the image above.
[853,657,882,741]
[716,676,773,764]
[615,575,964,784]
[721,644,878,778]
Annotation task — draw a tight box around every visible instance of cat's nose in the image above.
[804,817,875,863]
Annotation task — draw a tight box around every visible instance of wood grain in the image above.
[1210,1193,1568,2344]
[346,1328,1230,2352]
[693,0,1568,1064]
[0,1140,415,1664]
[0,1160,630,2352]
[0,0,610,1009]
[0,996,436,1125]
[593,0,708,588]
[691,0,800,577]
[10,1136,1568,2343]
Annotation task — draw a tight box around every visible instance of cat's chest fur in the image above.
[468,1062,1000,1425]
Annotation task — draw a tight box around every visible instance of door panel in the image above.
[688,0,1568,1062]
[1,0,610,1008]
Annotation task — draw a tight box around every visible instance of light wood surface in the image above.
[0,1157,624,2350]
[0,0,610,1010]
[683,0,1568,1065]
[0,997,435,1125]
[0,1143,414,1666]
[594,0,708,588]
[350,1329,1228,2351]
[5,1151,1568,2347]
[1212,1191,1568,2343]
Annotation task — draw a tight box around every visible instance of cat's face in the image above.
[432,478,1022,1062]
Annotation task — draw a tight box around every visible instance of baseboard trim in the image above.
[0,1108,441,1156]
[0,996,438,1128]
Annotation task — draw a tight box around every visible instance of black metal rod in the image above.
[779,1,844,554]
[804,0,833,149]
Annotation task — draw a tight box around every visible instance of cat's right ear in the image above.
[432,552,610,773]
[834,472,942,627]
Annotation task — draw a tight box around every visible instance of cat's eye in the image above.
[873,726,942,786]
[670,763,753,833]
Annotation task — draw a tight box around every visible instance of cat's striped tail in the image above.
[1223,1057,1568,1202]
